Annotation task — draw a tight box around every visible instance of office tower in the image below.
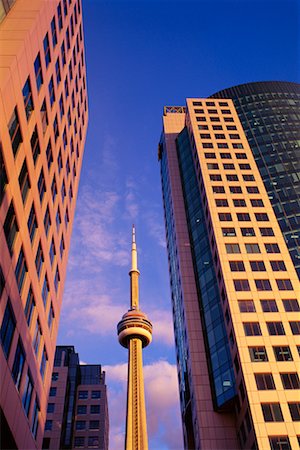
[211,81,300,279]
[42,346,109,450]
[117,227,152,449]
[0,1,88,449]
[159,98,300,450]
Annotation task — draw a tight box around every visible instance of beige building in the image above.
[0,1,88,448]
[159,99,300,449]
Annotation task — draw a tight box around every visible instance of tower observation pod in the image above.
[117,226,152,450]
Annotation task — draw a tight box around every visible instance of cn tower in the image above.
[117,226,153,450]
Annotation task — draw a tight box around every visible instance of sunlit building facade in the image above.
[159,95,300,449]
[42,346,109,450]
[0,1,88,449]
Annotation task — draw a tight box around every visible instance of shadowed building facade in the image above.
[42,346,109,450]
[158,95,300,449]
[0,1,88,449]
[117,227,152,449]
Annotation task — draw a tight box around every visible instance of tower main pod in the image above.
[117,227,153,450]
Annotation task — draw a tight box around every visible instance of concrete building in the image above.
[158,96,300,449]
[0,1,88,449]
[117,227,153,449]
[42,346,109,450]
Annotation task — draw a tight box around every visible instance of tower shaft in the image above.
[125,338,148,450]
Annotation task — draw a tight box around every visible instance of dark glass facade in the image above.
[211,81,300,279]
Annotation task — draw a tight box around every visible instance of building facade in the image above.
[43,346,109,450]
[159,97,300,449]
[211,81,300,279]
[0,1,88,449]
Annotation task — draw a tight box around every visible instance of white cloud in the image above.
[104,360,183,450]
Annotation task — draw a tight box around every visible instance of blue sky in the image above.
[58,0,299,448]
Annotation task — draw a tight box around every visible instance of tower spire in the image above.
[117,228,153,450]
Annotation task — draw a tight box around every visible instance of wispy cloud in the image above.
[104,360,183,450]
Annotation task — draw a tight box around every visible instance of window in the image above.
[226,243,240,253]
[89,420,100,429]
[22,371,33,416]
[280,373,300,389]
[48,77,55,107]
[276,279,293,290]
[229,261,245,271]
[243,174,255,181]
[255,213,269,222]
[60,235,65,258]
[40,100,48,134]
[267,322,285,335]
[255,279,272,291]
[288,403,300,421]
[48,303,54,332]
[43,33,51,67]
[269,436,291,450]
[51,16,57,47]
[246,243,261,253]
[260,300,278,312]
[261,403,283,422]
[51,178,57,203]
[247,186,259,193]
[31,126,40,164]
[9,108,23,155]
[197,116,206,122]
[204,152,216,159]
[66,28,70,50]
[215,133,225,139]
[249,346,268,362]
[226,174,239,181]
[63,0,67,16]
[216,199,228,207]
[52,372,58,381]
[59,94,64,118]
[218,143,229,149]
[229,186,242,193]
[75,420,86,430]
[88,436,99,448]
[34,53,43,91]
[55,58,61,85]
[0,300,16,358]
[49,387,57,397]
[53,115,59,141]
[222,227,236,237]
[47,403,55,413]
[90,405,100,414]
[250,261,266,271]
[220,152,231,159]
[91,390,101,399]
[31,397,40,438]
[264,243,279,253]
[239,163,251,170]
[233,199,246,207]
[235,152,247,159]
[273,346,293,362]
[0,144,8,206]
[19,159,30,203]
[25,287,35,326]
[255,373,275,390]
[74,437,85,448]
[12,338,26,390]
[15,248,27,292]
[251,199,264,207]
[78,390,88,399]
[232,142,243,147]
[237,213,251,222]
[33,319,42,355]
[42,276,49,306]
[238,300,255,312]
[290,321,300,335]
[210,174,222,181]
[243,322,261,335]
[218,213,232,221]
[213,186,225,193]
[270,261,286,271]
[44,206,51,236]
[45,420,52,431]
[260,227,274,237]
[56,208,61,230]
[77,405,87,414]
[223,163,235,170]
[241,227,255,237]
[22,77,34,120]
[282,299,300,312]
[35,242,44,278]
[40,346,48,380]
[207,163,219,170]
[46,140,53,169]
[4,202,18,254]
[61,42,66,65]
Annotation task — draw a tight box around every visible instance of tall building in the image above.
[0,1,88,449]
[159,97,300,449]
[211,81,300,279]
[43,346,109,450]
[117,227,153,449]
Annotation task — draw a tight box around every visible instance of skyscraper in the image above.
[117,227,153,449]
[211,81,300,279]
[0,1,88,449]
[159,96,300,449]
[43,346,109,450]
